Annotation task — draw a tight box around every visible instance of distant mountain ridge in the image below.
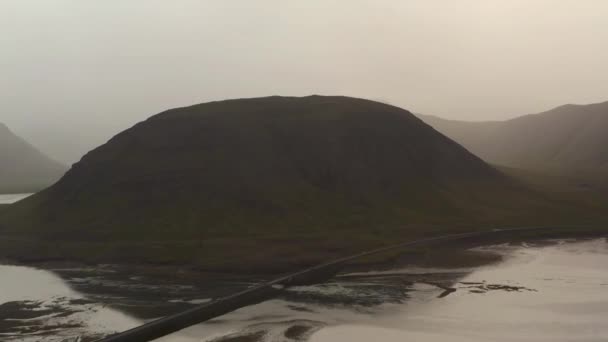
[0,123,66,193]
[418,101,608,181]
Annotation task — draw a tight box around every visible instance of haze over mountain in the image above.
[4,1,608,165]
[0,123,66,193]
[419,101,608,182]
[2,96,569,271]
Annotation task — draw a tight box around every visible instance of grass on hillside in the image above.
[1,96,607,273]
[1,180,606,274]
[1,160,607,274]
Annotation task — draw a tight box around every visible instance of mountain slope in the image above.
[0,96,595,271]
[419,101,608,181]
[0,123,66,193]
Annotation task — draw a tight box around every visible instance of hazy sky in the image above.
[2,0,608,163]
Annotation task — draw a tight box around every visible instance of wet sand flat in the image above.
[1,239,607,341]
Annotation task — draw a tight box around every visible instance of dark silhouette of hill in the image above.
[1,96,600,271]
[418,101,608,182]
[0,123,66,193]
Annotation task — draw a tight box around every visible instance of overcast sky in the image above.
[2,0,608,163]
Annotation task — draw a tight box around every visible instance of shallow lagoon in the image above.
[1,239,606,341]
[0,193,32,204]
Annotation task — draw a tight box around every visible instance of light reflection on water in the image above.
[0,193,33,204]
[0,239,607,341]
[170,239,608,342]
[0,264,140,342]
[309,239,608,342]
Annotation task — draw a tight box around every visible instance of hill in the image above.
[418,101,608,183]
[0,96,601,272]
[0,123,66,193]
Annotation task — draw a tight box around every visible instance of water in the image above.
[310,239,608,342]
[1,239,607,341]
[0,265,259,341]
[0,265,139,342]
[0,193,33,204]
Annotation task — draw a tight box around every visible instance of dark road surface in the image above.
[96,226,597,342]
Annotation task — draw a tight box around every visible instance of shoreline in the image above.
[1,227,606,279]
[2,234,606,341]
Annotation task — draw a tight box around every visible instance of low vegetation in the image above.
[1,96,606,273]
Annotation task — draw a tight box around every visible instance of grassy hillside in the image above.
[418,101,608,182]
[1,96,605,272]
[0,123,66,193]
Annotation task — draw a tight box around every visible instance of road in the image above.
[95,225,599,342]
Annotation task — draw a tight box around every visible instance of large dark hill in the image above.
[419,101,608,182]
[0,123,66,193]
[1,96,594,271]
[57,95,502,199]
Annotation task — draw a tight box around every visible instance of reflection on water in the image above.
[310,239,608,342]
[0,265,140,342]
[0,193,33,204]
[0,239,607,341]
[174,239,608,342]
